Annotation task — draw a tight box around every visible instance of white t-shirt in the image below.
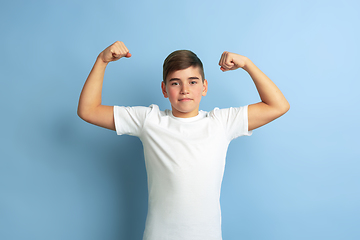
[114,104,252,240]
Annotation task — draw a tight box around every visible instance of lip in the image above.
[178,98,192,101]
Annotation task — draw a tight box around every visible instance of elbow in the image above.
[77,110,85,121]
[77,105,83,119]
[279,101,290,116]
[77,107,89,122]
[272,101,290,118]
[284,101,290,113]
[77,109,83,120]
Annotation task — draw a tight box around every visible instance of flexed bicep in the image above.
[78,41,132,131]
[248,102,288,131]
[79,105,116,131]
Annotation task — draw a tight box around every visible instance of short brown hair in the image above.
[163,50,205,83]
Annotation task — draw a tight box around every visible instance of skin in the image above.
[161,66,208,118]
[78,41,290,132]
[218,51,290,131]
[77,41,130,130]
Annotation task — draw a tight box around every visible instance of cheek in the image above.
[167,88,178,99]
[194,87,204,98]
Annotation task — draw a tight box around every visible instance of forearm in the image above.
[243,58,290,112]
[77,56,108,118]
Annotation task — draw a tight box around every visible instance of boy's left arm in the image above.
[219,51,290,131]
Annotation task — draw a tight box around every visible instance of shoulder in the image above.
[113,104,165,127]
[114,104,162,115]
[113,104,165,136]
[207,106,248,119]
[207,106,252,139]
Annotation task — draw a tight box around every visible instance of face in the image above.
[161,66,208,118]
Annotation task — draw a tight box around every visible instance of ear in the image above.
[202,79,208,96]
[161,81,168,98]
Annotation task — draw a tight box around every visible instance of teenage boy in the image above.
[78,41,289,240]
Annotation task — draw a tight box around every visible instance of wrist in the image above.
[96,53,110,66]
[242,57,254,72]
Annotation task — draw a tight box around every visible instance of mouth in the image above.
[178,98,192,102]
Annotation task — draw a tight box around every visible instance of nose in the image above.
[180,84,189,94]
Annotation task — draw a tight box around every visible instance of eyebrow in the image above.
[169,77,200,82]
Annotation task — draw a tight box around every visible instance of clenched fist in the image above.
[99,41,131,63]
[219,51,248,72]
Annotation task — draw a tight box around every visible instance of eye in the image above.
[171,82,179,86]
[190,81,197,85]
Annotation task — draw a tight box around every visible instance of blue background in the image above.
[1,0,359,239]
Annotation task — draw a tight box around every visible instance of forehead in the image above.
[166,66,202,81]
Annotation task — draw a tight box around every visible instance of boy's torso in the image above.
[114,104,250,240]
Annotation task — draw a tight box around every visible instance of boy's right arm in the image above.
[77,41,131,131]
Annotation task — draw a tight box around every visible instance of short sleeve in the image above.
[211,105,252,141]
[113,105,153,136]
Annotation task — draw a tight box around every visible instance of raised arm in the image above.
[77,41,131,130]
[219,51,290,131]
